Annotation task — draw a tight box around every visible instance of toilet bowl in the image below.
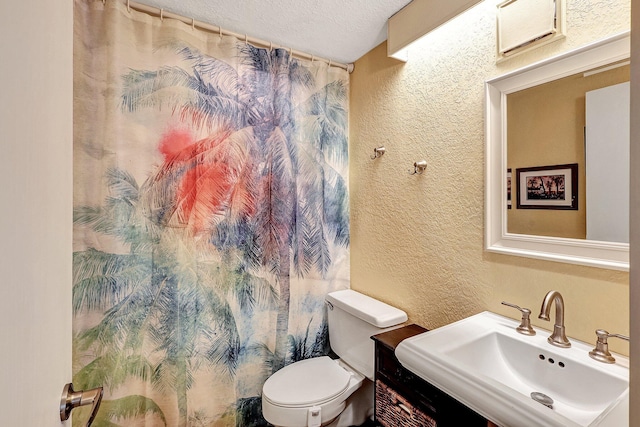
[262,357,365,427]
[261,290,407,427]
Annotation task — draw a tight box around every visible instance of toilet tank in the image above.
[326,289,407,380]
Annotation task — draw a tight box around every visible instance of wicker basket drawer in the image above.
[376,380,437,427]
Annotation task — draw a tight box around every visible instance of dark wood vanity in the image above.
[372,324,497,427]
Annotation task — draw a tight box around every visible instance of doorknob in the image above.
[60,383,103,427]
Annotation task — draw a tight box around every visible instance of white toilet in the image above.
[262,289,407,427]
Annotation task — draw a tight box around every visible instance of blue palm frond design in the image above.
[302,80,349,165]
[122,66,246,130]
[73,249,151,313]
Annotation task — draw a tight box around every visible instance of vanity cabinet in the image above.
[372,325,494,427]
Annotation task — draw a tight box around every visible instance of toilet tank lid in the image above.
[326,290,407,328]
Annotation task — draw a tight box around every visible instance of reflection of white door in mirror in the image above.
[585,82,630,243]
[485,31,630,270]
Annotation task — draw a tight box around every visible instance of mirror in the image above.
[485,32,630,270]
[507,60,629,241]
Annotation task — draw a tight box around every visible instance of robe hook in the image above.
[409,160,427,175]
[370,146,386,160]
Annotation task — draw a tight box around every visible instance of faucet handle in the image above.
[588,329,629,364]
[501,301,536,336]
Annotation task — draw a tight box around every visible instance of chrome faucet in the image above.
[538,291,571,348]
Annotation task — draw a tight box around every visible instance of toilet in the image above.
[262,289,408,427]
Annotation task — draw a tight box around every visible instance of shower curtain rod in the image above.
[124,0,355,73]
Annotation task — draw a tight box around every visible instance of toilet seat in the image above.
[263,356,351,408]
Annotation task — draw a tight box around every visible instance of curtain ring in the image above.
[269,41,273,52]
[160,8,164,21]
[245,34,248,45]
[328,59,332,68]
[191,17,195,30]
[219,26,224,39]
[126,0,130,12]
[311,55,315,62]
[289,47,293,63]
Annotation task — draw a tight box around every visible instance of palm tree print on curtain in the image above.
[73,1,349,425]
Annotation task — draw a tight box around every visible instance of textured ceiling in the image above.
[140,0,412,64]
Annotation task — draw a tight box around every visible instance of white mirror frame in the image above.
[485,31,630,271]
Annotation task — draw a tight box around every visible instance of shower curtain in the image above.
[72,1,349,425]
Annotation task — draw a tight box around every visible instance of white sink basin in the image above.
[395,312,629,427]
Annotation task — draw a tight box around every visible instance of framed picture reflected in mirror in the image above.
[516,163,578,210]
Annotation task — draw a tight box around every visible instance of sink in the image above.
[395,312,629,427]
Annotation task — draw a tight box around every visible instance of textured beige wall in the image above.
[350,0,631,354]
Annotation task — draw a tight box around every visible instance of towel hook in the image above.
[409,160,427,175]
[370,146,386,159]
